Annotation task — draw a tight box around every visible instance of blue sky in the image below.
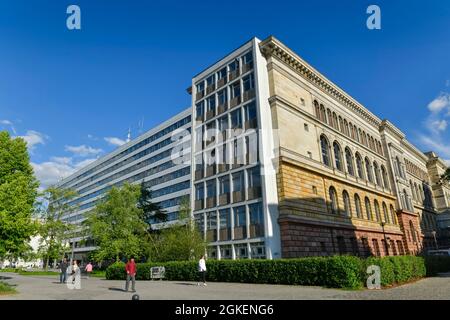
[0,0,449,188]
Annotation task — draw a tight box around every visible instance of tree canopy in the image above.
[0,131,39,260]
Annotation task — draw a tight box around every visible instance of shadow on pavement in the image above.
[436,272,450,278]
[175,282,198,286]
[108,287,127,292]
[0,276,12,280]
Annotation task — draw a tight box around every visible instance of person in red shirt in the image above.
[125,258,137,292]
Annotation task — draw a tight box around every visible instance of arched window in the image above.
[333,141,343,171]
[382,202,389,223]
[345,148,354,176]
[381,166,389,189]
[344,119,349,136]
[329,186,338,214]
[343,190,351,217]
[314,100,320,119]
[374,200,381,222]
[373,162,381,186]
[365,157,373,182]
[414,183,421,203]
[332,112,338,130]
[377,141,383,156]
[410,180,417,202]
[338,116,343,133]
[356,153,364,179]
[354,194,362,218]
[349,123,354,139]
[320,105,326,123]
[396,156,403,178]
[320,135,330,166]
[358,128,363,143]
[327,109,332,126]
[370,137,375,151]
[403,189,413,211]
[390,205,396,224]
[365,197,372,220]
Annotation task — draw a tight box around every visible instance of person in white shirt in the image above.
[197,255,207,286]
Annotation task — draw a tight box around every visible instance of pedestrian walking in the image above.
[59,258,68,284]
[197,255,207,286]
[85,262,93,278]
[125,258,137,292]
[71,260,79,284]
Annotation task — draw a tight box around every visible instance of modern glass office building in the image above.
[56,108,191,259]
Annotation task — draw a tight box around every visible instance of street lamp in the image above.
[380,221,389,255]
[431,230,438,250]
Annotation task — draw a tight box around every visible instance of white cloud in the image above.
[65,144,103,157]
[104,136,126,147]
[19,130,48,151]
[428,93,450,113]
[418,135,450,159]
[431,119,448,131]
[0,119,17,134]
[32,157,97,189]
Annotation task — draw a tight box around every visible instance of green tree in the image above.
[137,180,167,224]
[147,196,206,262]
[83,183,149,262]
[0,131,39,261]
[35,187,77,270]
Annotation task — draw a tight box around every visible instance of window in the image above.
[207,95,216,112]
[242,73,255,92]
[231,81,241,99]
[314,101,320,119]
[410,180,417,201]
[356,153,364,179]
[196,81,204,93]
[206,211,217,241]
[206,179,216,198]
[220,245,232,259]
[389,204,397,224]
[329,186,338,214]
[382,202,389,223]
[248,167,261,188]
[230,108,242,130]
[233,206,247,239]
[217,67,227,80]
[219,208,231,241]
[343,190,351,217]
[235,243,248,259]
[365,197,372,220]
[373,162,381,186]
[232,171,245,192]
[229,59,239,72]
[365,157,373,182]
[320,105,326,122]
[249,203,264,238]
[410,220,417,242]
[243,51,253,65]
[244,102,257,125]
[206,75,215,87]
[218,89,227,106]
[337,236,346,255]
[218,115,229,134]
[196,101,205,119]
[345,148,354,176]
[374,200,381,222]
[320,135,330,166]
[354,194,362,218]
[396,156,404,178]
[372,239,381,256]
[381,166,389,189]
[333,141,343,171]
[195,183,204,201]
[219,175,230,194]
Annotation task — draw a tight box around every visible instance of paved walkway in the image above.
[1,272,449,300]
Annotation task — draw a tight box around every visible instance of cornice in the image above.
[259,36,382,128]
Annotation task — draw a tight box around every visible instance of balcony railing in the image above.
[244,118,258,130]
[194,199,204,211]
[206,84,216,95]
[242,62,253,74]
[205,109,215,121]
[247,186,262,200]
[249,223,264,238]
[217,104,228,115]
[229,70,240,81]
[218,163,229,173]
[206,196,216,208]
[217,77,227,89]
[229,96,241,109]
[233,190,245,203]
[219,192,230,206]
[219,227,231,241]
[196,91,204,101]
[234,226,247,240]
[205,165,216,177]
[195,169,203,181]
[206,229,217,242]
[243,89,255,102]
[195,114,204,122]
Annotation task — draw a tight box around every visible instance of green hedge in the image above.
[106,255,431,289]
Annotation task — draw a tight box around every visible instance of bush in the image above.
[361,255,426,287]
[105,255,429,289]
[424,256,450,276]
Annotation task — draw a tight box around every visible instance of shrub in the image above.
[105,255,429,289]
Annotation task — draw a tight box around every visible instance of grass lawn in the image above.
[17,271,59,276]
[90,271,106,278]
[0,281,16,295]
